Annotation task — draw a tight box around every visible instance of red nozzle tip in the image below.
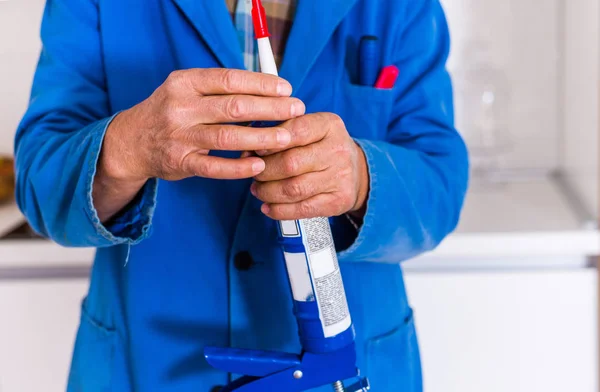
[251,0,270,39]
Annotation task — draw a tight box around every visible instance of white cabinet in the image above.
[404,269,598,392]
[0,0,46,155]
[0,279,88,392]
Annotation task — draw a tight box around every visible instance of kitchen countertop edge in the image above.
[1,229,599,271]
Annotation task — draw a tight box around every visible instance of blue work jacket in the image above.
[14,0,468,391]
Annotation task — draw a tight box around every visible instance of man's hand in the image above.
[251,113,370,221]
[102,69,305,183]
[94,68,305,222]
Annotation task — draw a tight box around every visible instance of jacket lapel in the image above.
[280,0,360,91]
[171,0,359,90]
[171,0,245,70]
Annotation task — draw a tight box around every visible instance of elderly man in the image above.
[15,0,468,390]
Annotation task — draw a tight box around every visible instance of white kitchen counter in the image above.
[1,177,598,271]
[0,201,24,238]
[1,229,597,271]
[0,240,92,269]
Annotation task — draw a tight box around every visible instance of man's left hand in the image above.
[251,113,369,221]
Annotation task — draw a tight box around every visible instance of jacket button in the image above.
[234,251,254,271]
[210,386,223,392]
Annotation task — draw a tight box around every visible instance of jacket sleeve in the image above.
[338,0,469,263]
[14,0,157,248]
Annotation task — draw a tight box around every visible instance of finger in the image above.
[261,193,343,221]
[199,95,305,124]
[251,170,333,204]
[173,68,293,97]
[255,113,338,156]
[182,154,266,180]
[188,124,292,151]
[255,143,329,182]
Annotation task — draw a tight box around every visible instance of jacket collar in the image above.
[172,0,245,70]
[280,0,359,91]
[172,0,359,91]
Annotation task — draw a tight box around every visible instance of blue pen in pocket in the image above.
[359,36,380,87]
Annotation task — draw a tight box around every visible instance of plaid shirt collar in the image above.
[226,0,297,72]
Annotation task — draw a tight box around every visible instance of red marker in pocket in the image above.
[374,65,400,89]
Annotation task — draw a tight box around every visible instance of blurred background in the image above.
[0,0,599,391]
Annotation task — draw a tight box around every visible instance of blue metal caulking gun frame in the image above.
[205,218,370,392]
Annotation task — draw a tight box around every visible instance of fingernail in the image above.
[252,160,265,173]
[261,204,270,214]
[256,150,268,156]
[277,130,291,146]
[277,82,292,96]
[250,183,257,196]
[291,101,305,117]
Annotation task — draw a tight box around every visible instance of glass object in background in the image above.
[0,156,15,205]
[452,44,512,181]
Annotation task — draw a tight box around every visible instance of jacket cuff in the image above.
[84,115,157,246]
[337,139,432,263]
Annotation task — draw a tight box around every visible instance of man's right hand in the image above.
[93,68,305,222]
[102,68,304,182]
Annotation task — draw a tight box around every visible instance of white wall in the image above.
[561,0,599,220]
[0,0,45,156]
[442,0,562,172]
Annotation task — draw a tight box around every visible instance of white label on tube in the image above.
[280,220,300,237]
[310,247,335,279]
[299,217,352,338]
[284,252,314,302]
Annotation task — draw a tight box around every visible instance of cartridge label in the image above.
[300,217,352,337]
[283,252,315,302]
[280,220,300,237]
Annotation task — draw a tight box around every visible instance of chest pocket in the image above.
[337,83,394,141]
